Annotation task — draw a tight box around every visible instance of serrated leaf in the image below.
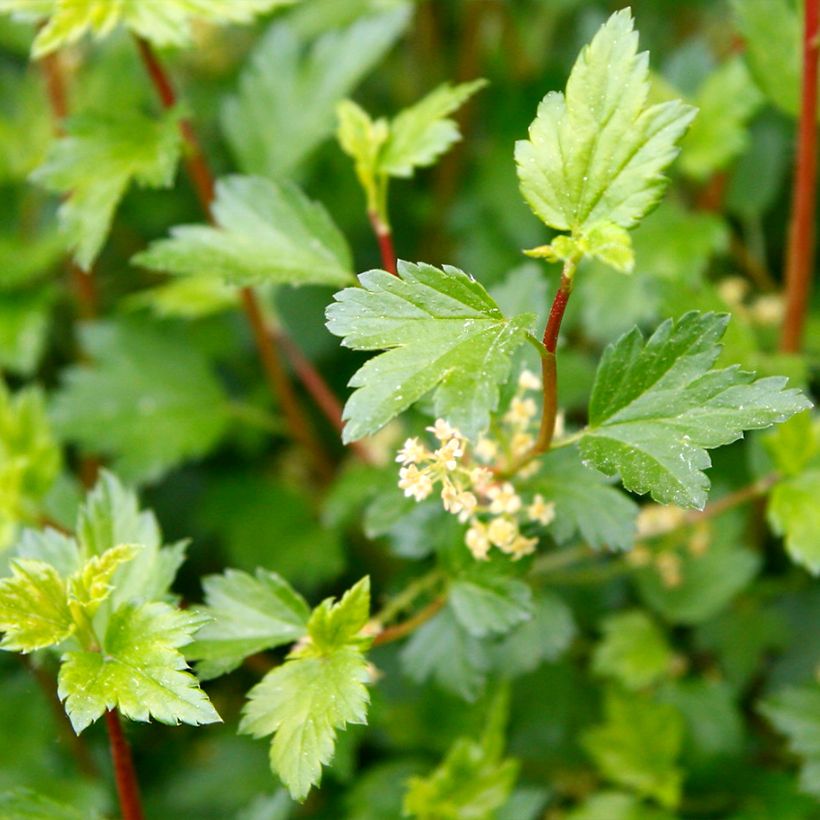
[516,9,695,239]
[450,566,533,638]
[583,689,684,808]
[760,686,820,798]
[592,611,673,690]
[529,447,638,551]
[337,99,389,212]
[240,578,372,801]
[379,79,486,177]
[52,322,231,483]
[0,558,73,652]
[400,606,489,701]
[67,544,140,618]
[678,56,763,181]
[223,11,409,178]
[187,568,310,680]
[31,110,182,270]
[58,601,220,734]
[579,312,810,508]
[2,0,296,57]
[326,261,534,442]
[134,175,353,289]
[768,471,820,575]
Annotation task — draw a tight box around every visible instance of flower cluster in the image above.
[396,371,556,560]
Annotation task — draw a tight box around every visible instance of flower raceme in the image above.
[396,371,557,560]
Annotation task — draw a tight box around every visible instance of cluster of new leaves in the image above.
[0,0,297,57]
[0,472,219,734]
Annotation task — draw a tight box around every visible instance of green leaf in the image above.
[379,79,487,177]
[768,471,820,575]
[579,312,810,508]
[336,99,389,213]
[240,578,372,801]
[592,611,673,690]
[187,568,310,680]
[134,175,353,289]
[515,9,695,240]
[0,382,60,548]
[583,689,684,808]
[58,601,220,734]
[2,0,296,57]
[0,788,100,820]
[66,544,140,618]
[450,565,533,639]
[52,321,231,483]
[403,737,519,819]
[530,447,638,551]
[760,686,820,798]
[567,792,675,820]
[763,410,820,477]
[326,261,535,441]
[32,110,182,270]
[0,287,54,376]
[400,606,489,701]
[223,10,409,178]
[678,56,763,181]
[733,0,801,116]
[0,558,73,652]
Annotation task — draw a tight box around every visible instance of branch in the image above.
[105,710,144,820]
[372,596,446,647]
[781,0,819,352]
[368,210,398,276]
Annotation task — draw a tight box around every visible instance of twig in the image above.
[781,0,819,352]
[105,710,144,820]
[368,210,398,276]
[133,36,338,479]
[372,596,445,647]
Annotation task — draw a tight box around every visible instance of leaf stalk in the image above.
[105,709,144,820]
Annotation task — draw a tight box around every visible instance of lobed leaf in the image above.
[579,312,810,508]
[58,601,220,734]
[134,175,354,289]
[768,471,820,575]
[326,261,534,441]
[450,567,533,639]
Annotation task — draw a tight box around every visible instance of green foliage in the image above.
[326,261,534,441]
[768,472,820,575]
[515,9,695,270]
[240,578,372,801]
[337,79,485,218]
[583,689,684,808]
[188,568,310,680]
[2,0,296,57]
[579,312,809,508]
[52,321,231,482]
[32,110,182,270]
[135,175,355,289]
[760,686,820,798]
[223,9,410,179]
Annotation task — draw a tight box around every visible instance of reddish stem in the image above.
[134,36,342,477]
[372,597,445,647]
[104,710,144,820]
[368,211,398,276]
[781,0,819,353]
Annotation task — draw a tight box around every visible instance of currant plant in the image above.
[0,1,818,818]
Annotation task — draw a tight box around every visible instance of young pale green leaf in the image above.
[449,566,533,639]
[52,322,231,483]
[337,99,389,212]
[240,578,372,801]
[403,736,519,819]
[187,568,311,680]
[58,601,220,734]
[567,792,676,820]
[763,410,820,477]
[223,10,409,179]
[326,261,535,442]
[0,558,73,652]
[760,686,820,798]
[515,9,695,263]
[32,111,182,270]
[678,56,763,181]
[134,175,354,289]
[67,544,140,618]
[583,689,684,808]
[400,606,489,702]
[768,471,820,575]
[529,447,638,551]
[579,312,810,508]
[379,79,486,177]
[592,611,673,690]
[2,0,296,58]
